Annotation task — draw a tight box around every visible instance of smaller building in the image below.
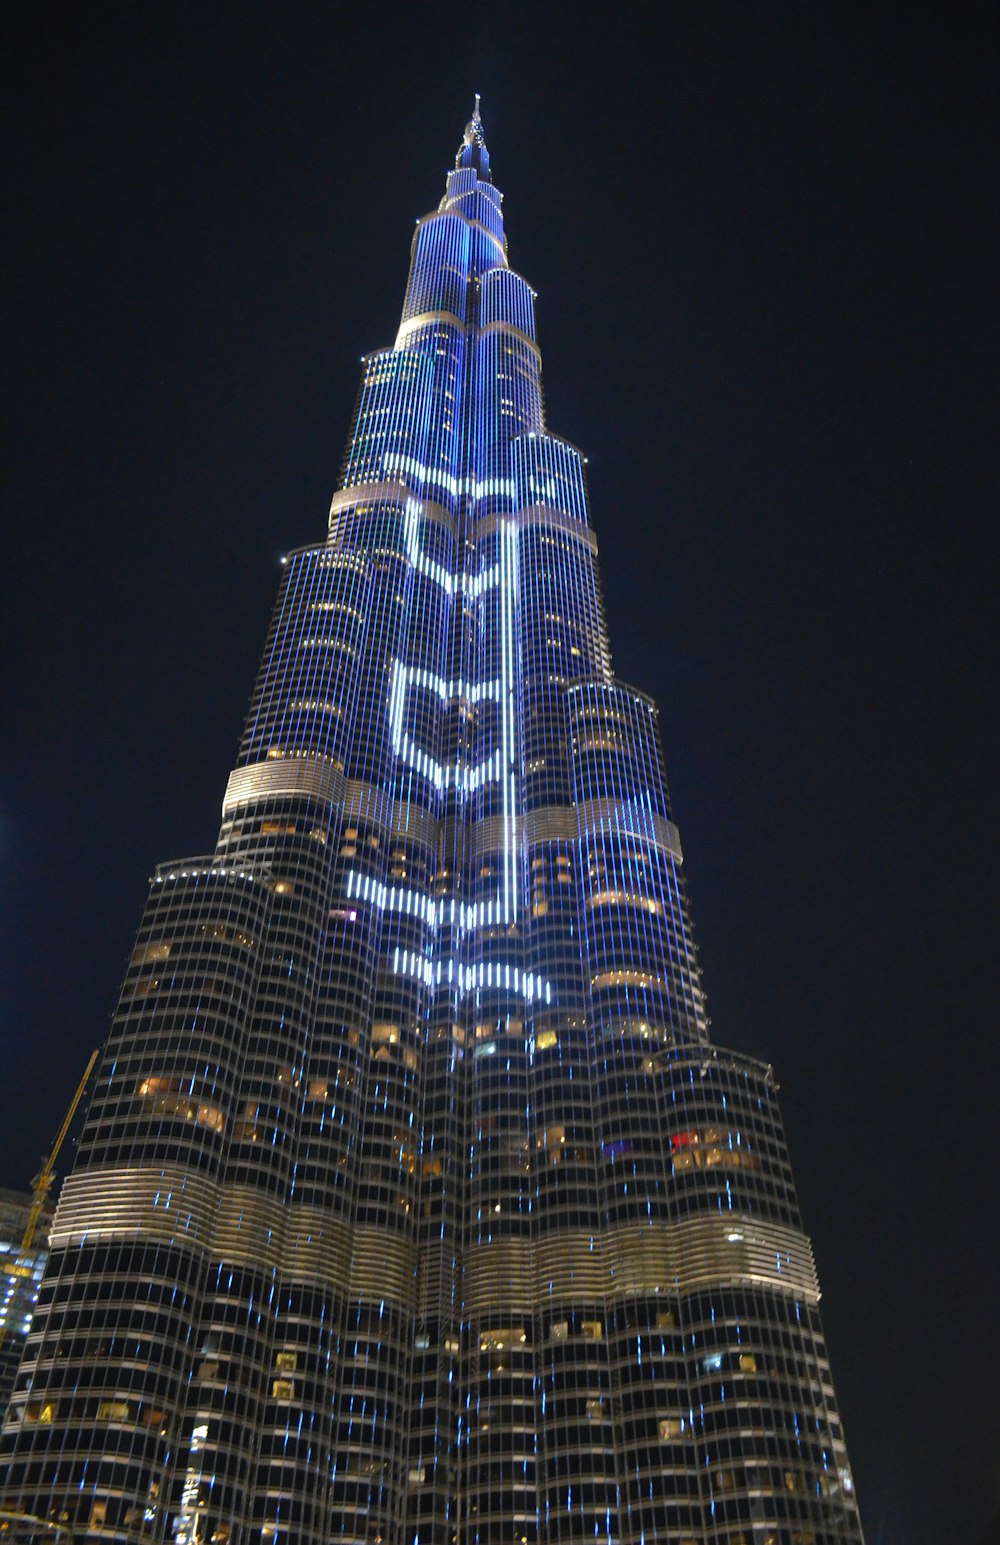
[0,1191,52,1430]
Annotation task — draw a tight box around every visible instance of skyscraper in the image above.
[0,1192,52,1432]
[0,102,865,1544]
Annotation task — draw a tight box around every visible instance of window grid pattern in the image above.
[0,108,865,1545]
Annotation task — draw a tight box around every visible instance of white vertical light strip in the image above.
[500,517,519,922]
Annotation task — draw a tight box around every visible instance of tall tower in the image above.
[0,1191,52,1430]
[0,105,865,1545]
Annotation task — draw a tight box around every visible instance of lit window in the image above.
[97,1399,132,1421]
[275,1352,297,1372]
[272,1378,295,1400]
[132,941,171,964]
[738,1353,757,1373]
[196,1102,225,1132]
[535,1028,558,1051]
[659,1417,682,1440]
[581,1320,603,1340]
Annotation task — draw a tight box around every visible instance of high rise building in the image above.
[0,104,865,1544]
[0,1192,52,1432]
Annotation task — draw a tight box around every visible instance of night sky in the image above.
[4,6,997,1541]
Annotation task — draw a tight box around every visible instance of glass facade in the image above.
[0,106,865,1544]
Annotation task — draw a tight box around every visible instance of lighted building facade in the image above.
[0,106,865,1544]
[0,1192,52,1434]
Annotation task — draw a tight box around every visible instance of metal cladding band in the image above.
[329,482,459,536]
[475,504,600,550]
[224,757,682,865]
[53,1171,413,1301]
[574,796,684,861]
[54,1171,817,1306]
[462,1217,818,1308]
[51,1168,218,1250]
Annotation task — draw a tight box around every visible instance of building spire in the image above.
[455,93,490,178]
[464,93,485,147]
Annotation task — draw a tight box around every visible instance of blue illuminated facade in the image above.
[0,105,865,1544]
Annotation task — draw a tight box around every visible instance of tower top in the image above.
[463,93,485,147]
[455,94,490,179]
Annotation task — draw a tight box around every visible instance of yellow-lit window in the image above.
[196,1103,225,1133]
[581,1320,603,1340]
[659,1417,682,1440]
[272,1379,295,1400]
[97,1399,132,1421]
[535,1028,558,1051]
[275,1352,297,1372]
[738,1353,757,1373]
[133,941,171,964]
[655,1311,676,1329]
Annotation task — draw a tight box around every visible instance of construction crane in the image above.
[0,1047,99,1355]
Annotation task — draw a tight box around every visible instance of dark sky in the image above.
[4,5,997,1541]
